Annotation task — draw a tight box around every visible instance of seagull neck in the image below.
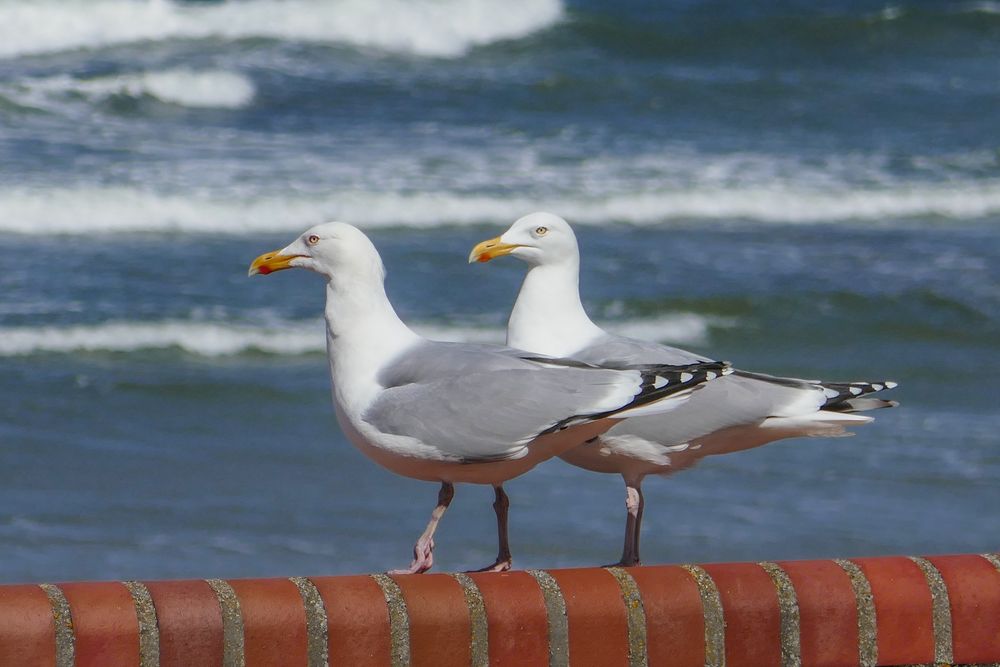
[323,278,418,369]
[507,260,604,357]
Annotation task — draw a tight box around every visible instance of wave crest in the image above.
[0,0,563,59]
[0,314,721,357]
[1,181,999,234]
[876,1,1000,21]
[7,68,255,109]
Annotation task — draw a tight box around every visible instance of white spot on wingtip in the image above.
[706,372,717,380]
[823,387,840,398]
[849,386,863,395]
[871,383,884,391]
[653,376,668,389]
[680,372,693,383]
[885,381,898,389]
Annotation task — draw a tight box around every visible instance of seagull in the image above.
[470,212,898,566]
[249,221,727,574]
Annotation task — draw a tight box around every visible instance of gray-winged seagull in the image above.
[250,221,728,573]
[470,212,897,566]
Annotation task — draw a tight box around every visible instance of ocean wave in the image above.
[966,1,1000,14]
[0,321,324,357]
[5,68,255,109]
[0,314,722,357]
[877,1,1000,20]
[1,180,999,234]
[0,0,562,59]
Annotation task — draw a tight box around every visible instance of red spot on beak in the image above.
[258,265,272,275]
[477,254,490,263]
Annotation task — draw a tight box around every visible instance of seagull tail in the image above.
[817,380,899,412]
[733,370,899,414]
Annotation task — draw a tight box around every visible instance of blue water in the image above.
[0,0,997,582]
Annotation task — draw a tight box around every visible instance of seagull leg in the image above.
[473,484,512,572]
[390,482,454,575]
[610,477,644,567]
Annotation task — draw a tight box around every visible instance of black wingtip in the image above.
[539,360,730,435]
[634,360,731,404]
[820,379,899,409]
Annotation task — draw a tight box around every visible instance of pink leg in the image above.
[389,482,454,575]
[472,485,512,572]
[609,478,644,567]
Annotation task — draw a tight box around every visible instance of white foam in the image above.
[962,1,1000,14]
[876,6,904,20]
[605,314,735,346]
[2,180,999,235]
[875,2,1000,20]
[582,183,1000,224]
[0,313,722,357]
[0,320,324,357]
[116,69,254,108]
[0,0,563,59]
[10,69,255,109]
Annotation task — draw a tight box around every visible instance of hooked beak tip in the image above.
[469,236,515,264]
[249,250,297,277]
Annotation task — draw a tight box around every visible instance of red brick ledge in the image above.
[1,554,998,666]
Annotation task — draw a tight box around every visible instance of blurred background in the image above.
[0,0,997,582]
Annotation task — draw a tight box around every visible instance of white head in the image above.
[469,212,580,267]
[248,221,386,284]
[469,212,603,353]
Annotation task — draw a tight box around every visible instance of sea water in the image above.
[0,0,997,581]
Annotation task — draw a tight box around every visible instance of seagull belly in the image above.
[336,404,623,484]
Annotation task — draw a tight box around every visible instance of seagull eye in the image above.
[534,226,548,236]
[307,234,320,245]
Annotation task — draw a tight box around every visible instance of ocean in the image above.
[0,0,997,582]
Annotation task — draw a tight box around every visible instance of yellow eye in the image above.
[307,234,320,245]
[535,226,548,236]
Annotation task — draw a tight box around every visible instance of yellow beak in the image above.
[248,250,303,276]
[468,236,521,264]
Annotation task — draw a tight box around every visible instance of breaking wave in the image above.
[5,68,255,109]
[1,180,999,234]
[0,313,725,357]
[0,0,563,59]
[877,1,1000,20]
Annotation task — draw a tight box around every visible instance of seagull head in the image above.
[469,211,579,267]
[248,221,385,282]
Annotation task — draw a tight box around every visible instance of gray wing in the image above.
[612,373,814,446]
[364,367,626,462]
[607,369,896,447]
[564,335,894,446]
[571,333,713,367]
[376,340,540,386]
[366,341,720,462]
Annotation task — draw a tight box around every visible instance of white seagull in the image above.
[249,222,727,573]
[470,212,898,566]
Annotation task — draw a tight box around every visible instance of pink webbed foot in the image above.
[388,536,435,575]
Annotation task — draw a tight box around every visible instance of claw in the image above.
[470,558,512,573]
[389,535,436,574]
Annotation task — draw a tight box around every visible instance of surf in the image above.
[0,0,563,59]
